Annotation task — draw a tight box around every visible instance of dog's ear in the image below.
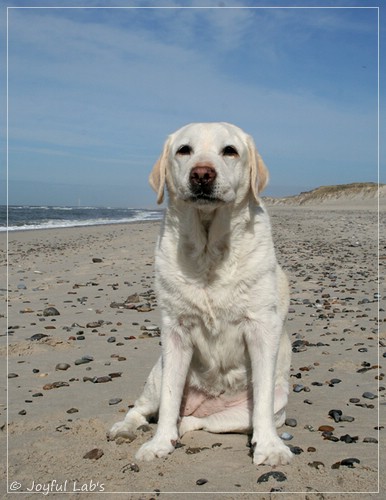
[247,136,269,203]
[149,138,171,204]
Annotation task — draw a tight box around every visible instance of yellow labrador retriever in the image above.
[109,122,293,466]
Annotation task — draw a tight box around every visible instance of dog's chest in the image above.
[157,247,256,335]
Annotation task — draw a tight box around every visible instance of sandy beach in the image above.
[1,203,384,498]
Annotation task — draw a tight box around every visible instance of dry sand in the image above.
[1,205,384,499]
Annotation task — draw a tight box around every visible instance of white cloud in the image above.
[5,5,380,206]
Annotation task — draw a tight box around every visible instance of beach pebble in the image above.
[328,409,342,422]
[196,479,208,486]
[308,461,325,469]
[257,471,287,483]
[29,334,49,341]
[66,408,79,414]
[285,418,297,427]
[362,391,376,399]
[32,393,43,397]
[8,373,19,378]
[43,307,60,316]
[43,381,70,390]
[129,463,140,472]
[340,457,360,468]
[74,358,90,365]
[363,437,378,443]
[83,448,104,460]
[92,258,103,263]
[87,321,104,329]
[108,398,122,405]
[340,415,355,422]
[293,384,304,392]
[280,432,293,441]
[92,376,111,383]
[18,410,27,415]
[340,434,358,443]
[107,337,116,343]
[55,363,71,371]
[349,398,360,403]
[289,446,303,455]
[318,425,334,432]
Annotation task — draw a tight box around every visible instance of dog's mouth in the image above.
[188,193,224,205]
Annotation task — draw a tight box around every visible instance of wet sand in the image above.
[1,205,384,499]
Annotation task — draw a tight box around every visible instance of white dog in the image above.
[108,122,293,466]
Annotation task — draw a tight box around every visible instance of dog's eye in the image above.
[177,145,192,156]
[222,145,239,157]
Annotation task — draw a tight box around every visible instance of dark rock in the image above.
[308,461,325,469]
[43,307,60,317]
[340,457,360,468]
[362,392,377,399]
[55,363,71,371]
[328,409,342,422]
[108,398,122,405]
[285,418,297,427]
[257,471,287,483]
[196,479,208,486]
[86,321,104,328]
[92,376,112,383]
[28,334,49,341]
[340,434,358,443]
[43,381,70,390]
[83,448,104,460]
[363,437,378,443]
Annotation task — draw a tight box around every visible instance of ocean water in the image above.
[0,205,163,232]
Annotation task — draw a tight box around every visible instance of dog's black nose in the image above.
[189,166,217,187]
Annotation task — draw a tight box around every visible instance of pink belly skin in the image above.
[180,387,252,418]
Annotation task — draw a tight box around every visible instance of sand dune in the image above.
[264,183,384,210]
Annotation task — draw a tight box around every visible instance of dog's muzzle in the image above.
[189,166,217,200]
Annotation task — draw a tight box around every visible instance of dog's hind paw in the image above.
[179,416,203,436]
[135,436,176,461]
[252,436,293,466]
[107,411,147,441]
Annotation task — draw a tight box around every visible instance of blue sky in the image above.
[2,0,382,208]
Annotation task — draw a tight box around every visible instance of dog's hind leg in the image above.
[179,405,251,436]
[107,356,162,440]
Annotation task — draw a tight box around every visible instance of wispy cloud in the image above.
[5,3,380,206]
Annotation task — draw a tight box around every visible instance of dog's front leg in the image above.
[135,322,192,461]
[244,316,293,466]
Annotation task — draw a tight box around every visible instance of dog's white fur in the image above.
[108,122,293,466]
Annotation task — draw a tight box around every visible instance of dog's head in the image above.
[149,122,268,208]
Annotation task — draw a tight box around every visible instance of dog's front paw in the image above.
[135,436,176,461]
[252,436,293,466]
